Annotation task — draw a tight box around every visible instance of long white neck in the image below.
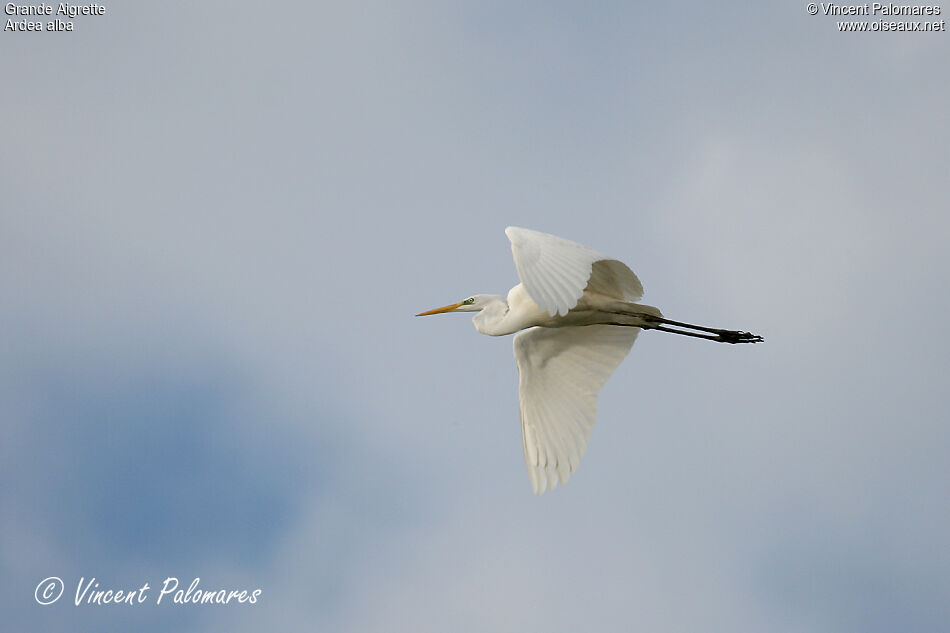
[471,296,521,336]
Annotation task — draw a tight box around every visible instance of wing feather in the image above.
[506,226,644,316]
[513,325,640,494]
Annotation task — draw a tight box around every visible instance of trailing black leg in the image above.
[641,315,763,344]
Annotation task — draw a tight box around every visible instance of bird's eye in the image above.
[464,297,475,304]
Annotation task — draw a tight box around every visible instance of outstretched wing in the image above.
[506,226,643,317]
[513,324,640,494]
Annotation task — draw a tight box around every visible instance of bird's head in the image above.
[416,295,493,316]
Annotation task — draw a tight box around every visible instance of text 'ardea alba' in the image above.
[417,227,762,494]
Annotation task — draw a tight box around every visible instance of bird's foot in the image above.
[717,330,764,344]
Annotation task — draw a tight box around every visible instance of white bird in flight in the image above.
[417,227,762,494]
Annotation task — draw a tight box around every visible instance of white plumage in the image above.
[417,227,761,494]
[515,325,638,493]
[506,226,643,316]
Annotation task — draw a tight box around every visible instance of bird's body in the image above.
[469,283,663,336]
[417,227,761,494]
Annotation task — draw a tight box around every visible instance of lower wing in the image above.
[513,325,639,494]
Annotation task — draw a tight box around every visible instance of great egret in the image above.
[417,227,762,494]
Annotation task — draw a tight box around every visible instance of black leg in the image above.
[641,315,764,344]
[603,319,763,344]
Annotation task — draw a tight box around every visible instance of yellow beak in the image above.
[416,302,463,316]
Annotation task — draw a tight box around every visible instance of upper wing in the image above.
[506,226,643,317]
[513,324,640,494]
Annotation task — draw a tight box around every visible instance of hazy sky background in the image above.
[3,2,948,632]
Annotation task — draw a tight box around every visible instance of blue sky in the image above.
[3,2,949,632]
